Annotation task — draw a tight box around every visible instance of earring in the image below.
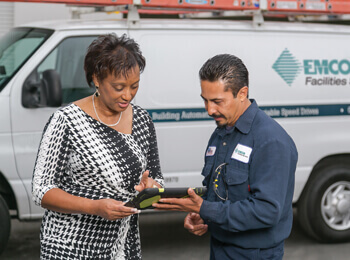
[95,86,100,97]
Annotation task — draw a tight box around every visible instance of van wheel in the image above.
[297,162,350,243]
[0,194,11,254]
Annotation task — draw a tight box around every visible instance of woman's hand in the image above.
[134,170,161,192]
[91,199,140,221]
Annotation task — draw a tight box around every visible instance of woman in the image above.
[32,34,163,259]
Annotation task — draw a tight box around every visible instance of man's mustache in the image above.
[210,114,225,119]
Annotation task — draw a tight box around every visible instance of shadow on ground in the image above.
[2,210,350,260]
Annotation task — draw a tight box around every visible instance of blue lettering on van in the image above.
[261,104,350,118]
[273,49,350,86]
[304,60,350,75]
[148,108,211,122]
[148,104,350,122]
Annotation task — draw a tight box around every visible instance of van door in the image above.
[129,29,219,187]
[9,33,100,218]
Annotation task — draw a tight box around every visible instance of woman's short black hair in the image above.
[199,54,249,97]
[84,33,146,86]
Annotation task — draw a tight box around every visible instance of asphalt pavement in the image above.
[2,210,350,260]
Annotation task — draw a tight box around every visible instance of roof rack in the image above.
[2,0,350,13]
[2,0,350,26]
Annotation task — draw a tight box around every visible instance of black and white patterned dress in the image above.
[32,103,163,259]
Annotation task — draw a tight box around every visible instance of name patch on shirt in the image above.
[206,146,216,157]
[232,144,252,163]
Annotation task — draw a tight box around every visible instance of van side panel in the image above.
[131,26,350,202]
[0,94,29,216]
[131,30,217,187]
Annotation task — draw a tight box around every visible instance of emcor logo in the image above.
[272,49,302,86]
[272,49,350,86]
[304,60,350,75]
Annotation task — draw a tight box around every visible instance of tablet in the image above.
[125,187,207,210]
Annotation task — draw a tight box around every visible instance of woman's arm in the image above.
[42,188,139,220]
[32,111,69,207]
[32,111,138,220]
[145,118,164,187]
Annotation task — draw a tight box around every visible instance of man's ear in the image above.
[238,86,249,101]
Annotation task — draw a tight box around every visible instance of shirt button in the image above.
[223,142,227,146]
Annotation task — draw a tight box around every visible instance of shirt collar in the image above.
[235,99,259,134]
[217,99,259,136]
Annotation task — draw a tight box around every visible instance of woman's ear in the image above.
[92,74,98,87]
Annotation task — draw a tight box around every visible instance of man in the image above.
[153,54,298,259]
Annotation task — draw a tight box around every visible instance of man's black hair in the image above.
[199,54,249,97]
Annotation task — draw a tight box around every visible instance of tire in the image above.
[0,194,11,255]
[297,161,350,243]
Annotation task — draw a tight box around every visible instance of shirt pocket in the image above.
[225,164,250,201]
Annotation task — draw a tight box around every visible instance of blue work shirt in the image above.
[199,99,298,249]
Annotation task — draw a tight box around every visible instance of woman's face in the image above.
[93,66,140,113]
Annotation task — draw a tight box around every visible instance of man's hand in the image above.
[135,170,161,192]
[152,188,203,213]
[184,212,208,236]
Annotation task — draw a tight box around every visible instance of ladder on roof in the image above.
[1,0,350,14]
[1,0,350,25]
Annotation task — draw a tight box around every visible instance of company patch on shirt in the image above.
[206,146,216,156]
[232,144,252,163]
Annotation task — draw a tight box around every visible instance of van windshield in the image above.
[0,27,53,92]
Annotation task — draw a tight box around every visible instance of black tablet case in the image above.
[125,187,207,210]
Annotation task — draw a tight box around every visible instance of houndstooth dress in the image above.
[32,103,163,260]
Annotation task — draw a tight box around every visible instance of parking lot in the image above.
[2,210,350,260]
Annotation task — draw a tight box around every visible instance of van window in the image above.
[37,36,97,104]
[0,27,52,92]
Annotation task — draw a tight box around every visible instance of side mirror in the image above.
[41,69,62,107]
[22,69,62,108]
[22,70,41,108]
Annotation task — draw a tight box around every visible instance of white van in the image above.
[0,17,350,252]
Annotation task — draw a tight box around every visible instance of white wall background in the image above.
[0,2,122,37]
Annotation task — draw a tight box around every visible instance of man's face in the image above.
[200,80,246,127]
